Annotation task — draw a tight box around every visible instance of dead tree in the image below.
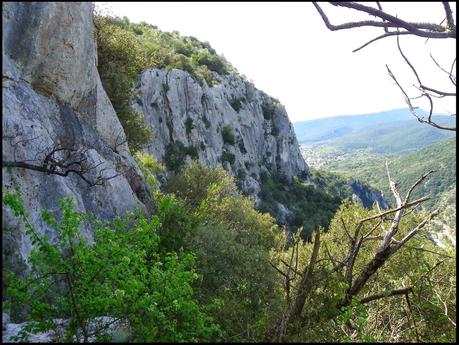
[2,129,119,187]
[313,2,456,131]
[264,163,440,342]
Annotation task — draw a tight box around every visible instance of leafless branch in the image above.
[386,65,456,131]
[313,2,455,38]
[360,286,412,304]
[442,2,455,30]
[430,54,457,86]
[353,31,412,53]
[313,2,456,132]
[2,131,119,187]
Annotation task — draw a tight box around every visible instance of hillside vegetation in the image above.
[2,10,456,344]
[308,138,456,248]
[4,161,456,342]
[322,138,456,211]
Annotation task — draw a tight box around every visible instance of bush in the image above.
[237,168,247,180]
[262,103,275,120]
[163,161,236,209]
[164,142,187,172]
[202,115,211,129]
[134,152,164,190]
[257,173,343,240]
[155,193,195,254]
[2,191,220,343]
[95,16,153,153]
[229,98,243,113]
[192,50,228,75]
[221,151,236,165]
[162,163,282,341]
[185,117,194,135]
[164,142,198,172]
[184,145,199,160]
[222,126,236,145]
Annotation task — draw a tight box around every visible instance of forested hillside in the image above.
[303,138,456,247]
[2,3,456,343]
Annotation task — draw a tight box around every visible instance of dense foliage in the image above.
[95,16,153,153]
[2,10,455,343]
[3,190,219,342]
[3,161,455,342]
[258,171,354,240]
[273,203,456,342]
[95,14,238,87]
[322,138,456,210]
[162,162,283,341]
[221,125,236,145]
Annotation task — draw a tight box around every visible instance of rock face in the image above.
[133,68,308,200]
[2,2,150,273]
[348,179,388,209]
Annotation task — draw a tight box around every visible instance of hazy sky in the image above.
[96,2,456,122]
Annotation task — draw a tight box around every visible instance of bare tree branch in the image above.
[2,131,119,187]
[360,286,412,304]
[313,2,456,132]
[313,2,456,38]
[386,65,456,131]
[442,2,455,30]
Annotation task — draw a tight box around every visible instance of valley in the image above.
[296,113,456,248]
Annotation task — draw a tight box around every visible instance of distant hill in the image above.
[313,138,456,246]
[294,109,455,154]
[321,138,456,211]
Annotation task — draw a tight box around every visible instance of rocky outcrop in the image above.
[2,313,127,343]
[132,68,308,200]
[348,179,388,209]
[2,2,150,274]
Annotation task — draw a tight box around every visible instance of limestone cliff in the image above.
[132,68,308,201]
[2,2,150,270]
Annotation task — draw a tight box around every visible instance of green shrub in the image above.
[229,98,243,112]
[192,50,228,75]
[185,117,194,135]
[155,193,195,254]
[262,103,275,120]
[134,152,164,191]
[2,191,220,343]
[222,126,235,145]
[221,151,236,165]
[258,173,344,241]
[184,145,199,160]
[95,16,153,153]
[164,142,198,172]
[202,115,211,129]
[161,163,282,341]
[161,83,169,94]
[164,142,187,172]
[163,161,236,209]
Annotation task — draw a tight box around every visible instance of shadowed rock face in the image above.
[133,68,308,201]
[2,2,150,270]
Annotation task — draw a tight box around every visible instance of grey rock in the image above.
[2,2,150,270]
[2,316,126,343]
[348,179,388,209]
[134,68,308,197]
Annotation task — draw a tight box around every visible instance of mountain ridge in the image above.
[293,108,455,148]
